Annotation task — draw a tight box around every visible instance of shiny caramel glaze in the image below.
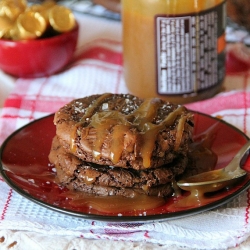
[54,93,194,170]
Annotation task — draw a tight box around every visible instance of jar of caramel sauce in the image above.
[122,0,226,104]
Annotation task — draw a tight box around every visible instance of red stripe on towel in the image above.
[1,189,12,221]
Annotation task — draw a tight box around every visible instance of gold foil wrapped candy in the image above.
[49,5,76,32]
[0,15,13,38]
[0,0,26,38]
[14,10,47,40]
[0,0,26,21]
[0,0,76,40]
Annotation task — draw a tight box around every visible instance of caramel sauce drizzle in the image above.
[139,105,185,167]
[70,93,113,152]
[70,131,77,153]
[174,115,187,151]
[71,94,186,168]
[80,93,114,123]
[90,111,130,160]
[110,124,130,164]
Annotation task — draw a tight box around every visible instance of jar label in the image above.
[155,2,226,95]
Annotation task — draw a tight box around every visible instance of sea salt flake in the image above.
[74,107,84,113]
[102,103,109,110]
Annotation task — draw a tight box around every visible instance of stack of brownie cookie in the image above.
[49,93,194,198]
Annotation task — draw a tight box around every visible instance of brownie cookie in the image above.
[49,136,188,197]
[54,93,194,170]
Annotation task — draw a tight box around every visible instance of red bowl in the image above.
[0,23,79,78]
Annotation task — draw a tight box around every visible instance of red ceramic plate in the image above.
[0,112,250,222]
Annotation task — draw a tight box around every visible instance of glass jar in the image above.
[122,0,227,104]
